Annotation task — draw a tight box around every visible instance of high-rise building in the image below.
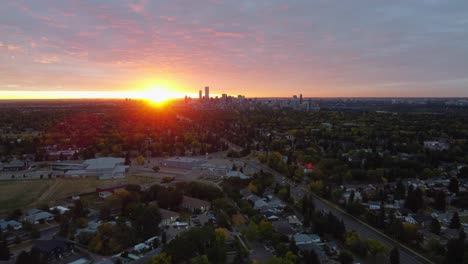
[293,95,298,109]
[199,90,202,100]
[205,86,210,101]
[299,94,303,104]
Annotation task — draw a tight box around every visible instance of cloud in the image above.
[129,0,148,14]
[7,44,21,51]
[34,54,61,64]
[1,0,468,97]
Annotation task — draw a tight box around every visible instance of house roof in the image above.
[84,157,124,170]
[27,208,42,216]
[182,196,211,208]
[294,233,317,244]
[25,211,54,222]
[254,199,268,209]
[0,220,21,230]
[33,239,73,253]
[226,171,249,179]
[159,208,180,219]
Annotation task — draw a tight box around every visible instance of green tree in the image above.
[367,239,387,257]
[191,255,210,264]
[148,253,172,264]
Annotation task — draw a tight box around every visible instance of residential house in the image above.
[254,199,269,211]
[32,239,75,262]
[226,171,249,179]
[293,233,321,245]
[0,219,22,231]
[287,215,303,227]
[50,206,70,215]
[24,209,54,224]
[99,191,112,199]
[366,201,381,210]
[181,196,211,213]
[160,209,180,226]
[404,216,417,225]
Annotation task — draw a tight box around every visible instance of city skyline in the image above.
[1,0,468,99]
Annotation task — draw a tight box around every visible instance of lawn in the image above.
[0,175,159,216]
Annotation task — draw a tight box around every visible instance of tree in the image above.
[367,239,387,257]
[458,166,468,178]
[430,217,441,235]
[130,204,161,240]
[433,190,446,211]
[446,238,464,264]
[191,255,210,264]
[303,249,321,264]
[389,247,400,264]
[0,240,10,261]
[338,250,354,264]
[15,251,30,264]
[449,212,461,229]
[448,177,459,194]
[148,253,172,264]
[136,155,145,165]
[99,204,111,220]
[161,231,167,244]
[394,180,406,200]
[15,249,46,264]
[72,199,86,219]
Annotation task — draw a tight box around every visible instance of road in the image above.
[243,158,433,264]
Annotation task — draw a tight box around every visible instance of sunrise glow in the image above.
[140,86,182,103]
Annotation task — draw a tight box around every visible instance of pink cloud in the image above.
[34,54,61,64]
[129,0,148,14]
[7,44,21,51]
[200,28,245,39]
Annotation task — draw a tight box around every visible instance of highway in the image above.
[244,159,434,264]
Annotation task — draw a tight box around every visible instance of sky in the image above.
[1,0,468,99]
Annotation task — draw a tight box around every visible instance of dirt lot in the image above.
[0,175,158,216]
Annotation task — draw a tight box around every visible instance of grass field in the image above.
[0,175,159,217]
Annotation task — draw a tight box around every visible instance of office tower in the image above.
[199,90,202,100]
[293,95,298,109]
[205,86,210,101]
[299,94,303,104]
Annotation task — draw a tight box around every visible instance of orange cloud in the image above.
[34,54,61,64]
[7,44,21,51]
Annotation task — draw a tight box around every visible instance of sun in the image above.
[141,86,176,104]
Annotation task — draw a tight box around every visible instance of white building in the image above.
[64,157,128,179]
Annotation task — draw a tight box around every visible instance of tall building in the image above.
[293,95,298,109]
[299,94,303,104]
[199,90,203,100]
[205,86,210,101]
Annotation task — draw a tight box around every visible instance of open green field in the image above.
[0,176,158,217]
